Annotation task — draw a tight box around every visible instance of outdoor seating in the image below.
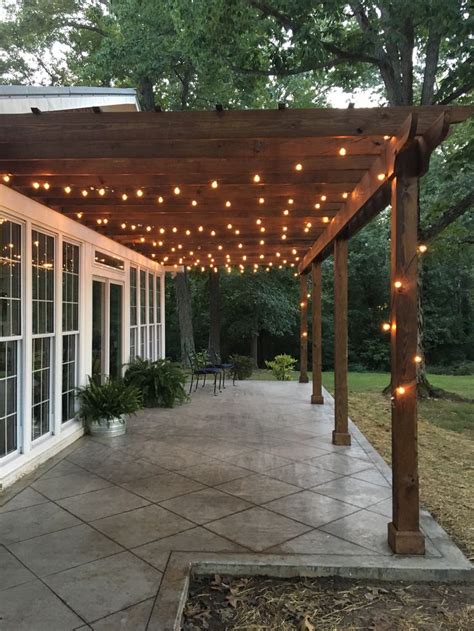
[188,352,221,396]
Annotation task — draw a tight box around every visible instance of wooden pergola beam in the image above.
[0,106,470,145]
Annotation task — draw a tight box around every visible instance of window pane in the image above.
[94,251,124,270]
[32,230,54,335]
[62,334,77,423]
[0,341,18,457]
[62,242,79,332]
[32,337,51,440]
[0,218,22,337]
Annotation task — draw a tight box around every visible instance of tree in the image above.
[221,268,299,366]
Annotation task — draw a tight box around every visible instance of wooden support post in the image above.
[388,151,425,555]
[311,261,324,404]
[299,273,309,383]
[333,238,351,445]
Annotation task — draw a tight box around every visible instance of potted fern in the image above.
[77,376,143,437]
[124,358,187,408]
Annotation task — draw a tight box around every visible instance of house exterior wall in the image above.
[0,185,165,488]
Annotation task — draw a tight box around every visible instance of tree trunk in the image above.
[208,269,221,358]
[173,270,195,366]
[251,331,259,368]
[138,77,155,111]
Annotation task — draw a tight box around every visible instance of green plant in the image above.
[77,377,142,427]
[230,355,254,380]
[192,350,209,370]
[124,358,187,408]
[265,354,297,380]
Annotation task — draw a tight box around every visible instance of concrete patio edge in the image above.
[149,549,473,630]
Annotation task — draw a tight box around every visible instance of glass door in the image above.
[92,279,123,380]
[109,283,122,379]
[92,280,106,380]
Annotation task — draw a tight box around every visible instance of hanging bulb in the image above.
[295,163,303,171]
[253,174,261,183]
[174,186,180,195]
[122,193,128,201]
[136,189,144,197]
[339,147,347,156]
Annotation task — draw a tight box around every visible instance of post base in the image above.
[387,521,425,555]
[332,431,351,446]
[299,375,309,383]
[311,394,324,404]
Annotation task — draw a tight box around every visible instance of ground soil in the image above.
[183,575,474,630]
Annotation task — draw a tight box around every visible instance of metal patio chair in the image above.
[188,352,221,396]
[208,350,235,388]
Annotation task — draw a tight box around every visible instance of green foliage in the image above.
[265,354,297,381]
[191,350,209,370]
[124,358,187,408]
[77,376,142,427]
[230,355,253,380]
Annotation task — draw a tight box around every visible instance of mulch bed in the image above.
[183,575,474,630]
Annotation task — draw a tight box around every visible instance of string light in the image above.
[260,226,265,232]
[414,355,423,363]
[256,218,262,225]
[288,198,294,205]
[227,223,232,229]
[122,193,128,201]
[339,147,347,156]
[253,174,261,183]
[64,186,71,194]
[321,194,326,201]
[211,230,216,236]
[136,189,144,197]
[382,322,391,332]
[43,182,50,190]
[198,226,203,232]
[185,229,191,236]
[192,200,197,206]
[295,163,303,171]
[260,239,265,245]
[315,203,320,209]
[396,386,406,396]
[159,227,165,234]
[342,192,348,199]
[418,244,428,253]
[103,218,108,225]
[158,196,164,203]
[211,180,218,189]
[394,280,403,289]
[225,200,231,207]
[292,248,297,255]
[283,209,289,216]
[146,226,152,232]
[3,175,10,183]
[259,197,265,204]
[377,173,386,181]
[322,216,330,223]
[174,186,180,195]
[32,182,40,189]
[172,227,178,233]
[121,223,126,229]
[81,189,88,197]
[76,212,83,219]
[98,188,105,196]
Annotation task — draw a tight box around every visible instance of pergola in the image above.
[1,104,472,554]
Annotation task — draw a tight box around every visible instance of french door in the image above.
[92,279,123,380]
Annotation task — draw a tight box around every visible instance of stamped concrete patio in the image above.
[0,381,471,630]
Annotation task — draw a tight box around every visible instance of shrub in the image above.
[77,377,142,427]
[230,354,254,380]
[265,354,297,380]
[124,358,187,408]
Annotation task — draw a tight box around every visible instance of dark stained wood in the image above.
[299,115,419,271]
[333,237,351,446]
[0,106,470,145]
[0,137,385,161]
[299,274,309,383]
[387,148,425,555]
[311,261,324,404]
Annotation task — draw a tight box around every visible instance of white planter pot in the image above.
[88,416,126,438]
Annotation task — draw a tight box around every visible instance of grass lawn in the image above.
[250,369,474,557]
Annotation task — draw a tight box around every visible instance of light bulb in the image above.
[295,163,303,171]
[225,200,231,207]
[211,180,218,188]
[198,226,203,232]
[418,244,427,253]
[253,174,261,183]
[342,192,348,199]
[32,182,40,189]
[396,386,406,395]
[192,200,197,206]
[122,193,128,201]
[314,203,320,209]
[81,189,88,197]
[98,188,105,196]
[259,197,264,204]
[288,198,294,205]
[414,355,422,363]
[136,189,143,197]
[339,147,347,156]
[256,218,262,225]
[43,182,50,190]
[283,209,289,216]
[377,173,385,181]
[394,280,402,289]
[321,194,326,201]
[322,217,330,223]
[158,196,164,203]
[382,322,390,332]
[227,223,232,229]
[64,186,71,194]
[3,175,10,183]
[174,186,180,195]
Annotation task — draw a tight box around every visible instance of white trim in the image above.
[0,185,166,488]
